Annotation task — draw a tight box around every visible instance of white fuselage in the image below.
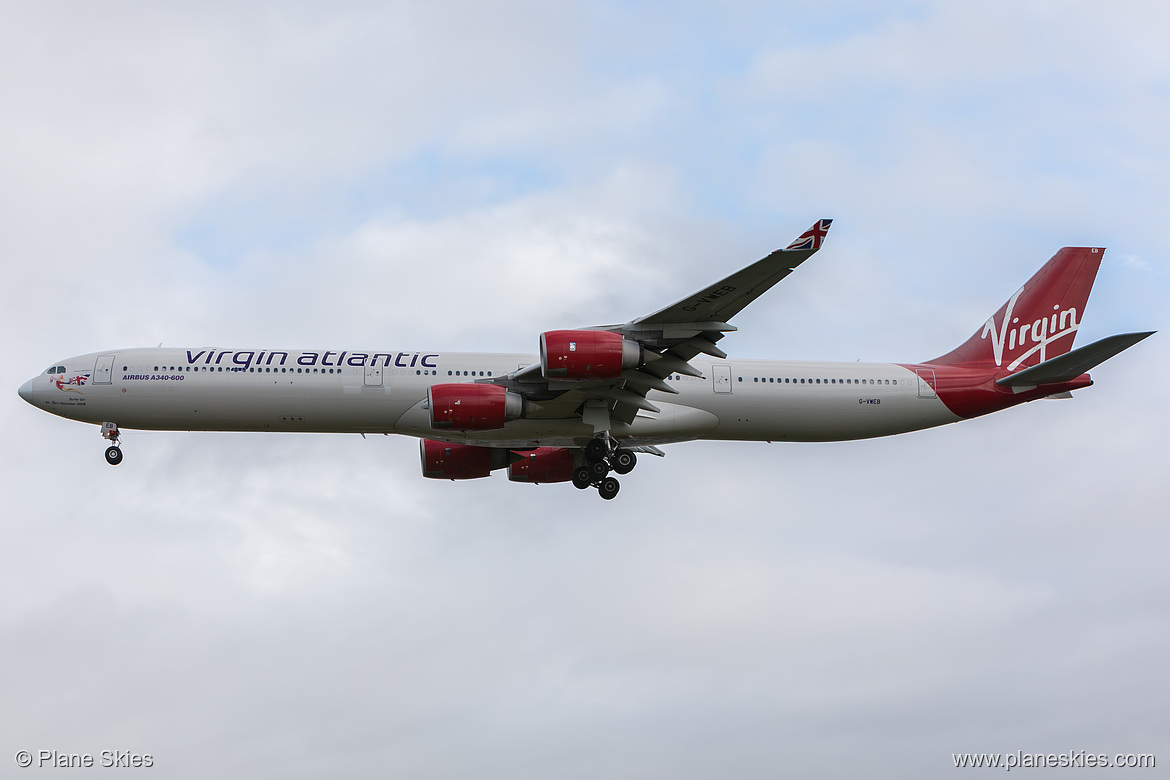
[20,347,963,448]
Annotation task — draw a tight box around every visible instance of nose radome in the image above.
[18,379,35,404]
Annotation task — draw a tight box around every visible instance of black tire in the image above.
[584,438,608,463]
[572,467,592,489]
[590,460,610,479]
[611,449,636,475]
[598,476,620,500]
[104,446,123,466]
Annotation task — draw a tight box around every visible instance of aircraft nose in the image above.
[18,379,35,404]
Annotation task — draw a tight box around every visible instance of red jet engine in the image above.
[507,447,576,483]
[540,330,642,380]
[420,440,510,480]
[428,383,524,430]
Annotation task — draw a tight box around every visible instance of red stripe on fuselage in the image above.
[897,363,1092,419]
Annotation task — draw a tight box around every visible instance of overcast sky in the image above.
[2,2,1168,777]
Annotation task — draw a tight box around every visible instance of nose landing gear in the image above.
[101,422,123,466]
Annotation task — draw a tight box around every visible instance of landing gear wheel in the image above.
[584,437,609,463]
[590,460,610,479]
[104,446,123,466]
[598,476,620,500]
[572,467,593,489]
[611,449,637,475]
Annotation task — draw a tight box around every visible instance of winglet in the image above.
[784,218,833,252]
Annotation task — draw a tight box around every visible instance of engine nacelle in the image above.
[540,329,642,380]
[507,447,576,484]
[428,383,524,431]
[420,439,510,480]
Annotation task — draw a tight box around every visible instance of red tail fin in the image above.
[929,247,1103,370]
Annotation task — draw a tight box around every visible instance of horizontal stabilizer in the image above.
[996,331,1154,387]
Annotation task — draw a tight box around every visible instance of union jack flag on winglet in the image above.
[784,218,833,251]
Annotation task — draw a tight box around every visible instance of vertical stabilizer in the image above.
[929,247,1103,370]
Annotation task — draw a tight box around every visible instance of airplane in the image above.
[17,219,1154,499]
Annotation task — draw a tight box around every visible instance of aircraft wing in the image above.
[610,218,834,348]
[491,219,833,428]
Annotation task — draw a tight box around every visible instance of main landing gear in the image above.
[102,422,123,466]
[573,437,639,500]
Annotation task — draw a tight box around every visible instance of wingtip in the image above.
[783,218,833,252]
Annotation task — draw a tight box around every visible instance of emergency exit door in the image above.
[93,354,115,384]
[364,361,383,387]
[713,364,732,393]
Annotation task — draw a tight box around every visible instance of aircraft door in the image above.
[713,364,732,394]
[916,369,937,399]
[364,360,384,387]
[93,354,115,384]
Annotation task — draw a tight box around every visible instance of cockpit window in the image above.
[58,366,66,373]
